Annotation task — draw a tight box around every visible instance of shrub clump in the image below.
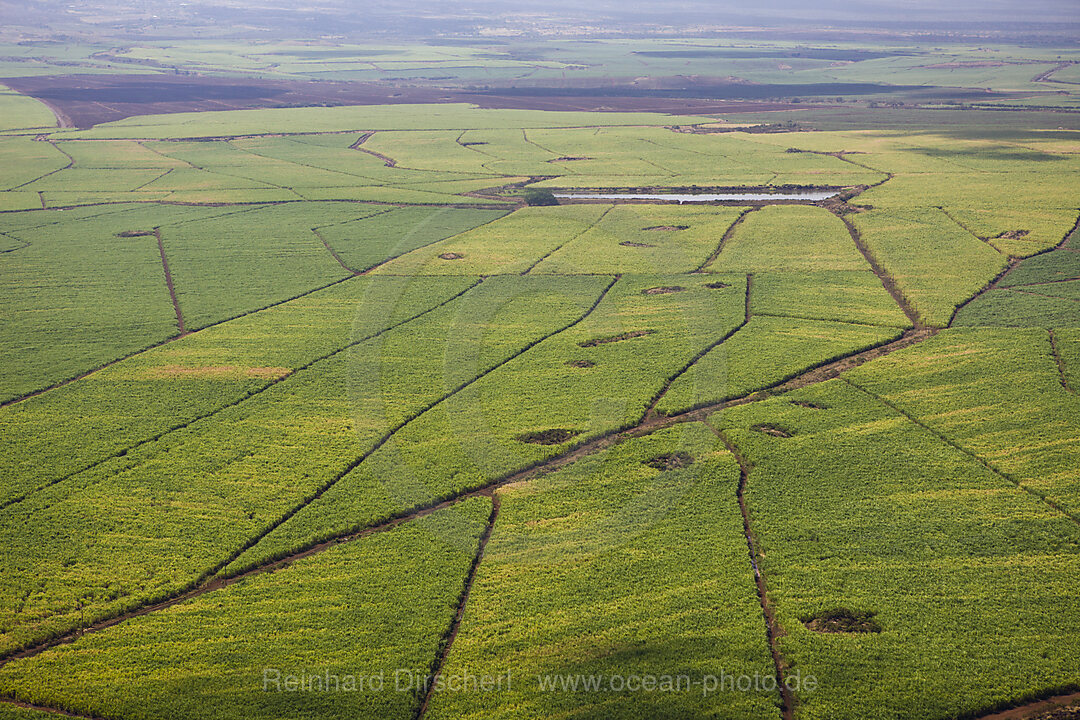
[644,451,694,471]
[523,188,559,206]
[802,608,882,634]
[517,428,579,445]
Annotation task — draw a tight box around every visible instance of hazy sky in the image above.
[3,0,1077,39]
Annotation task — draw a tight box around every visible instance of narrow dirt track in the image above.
[521,205,613,275]
[707,424,795,720]
[693,206,759,272]
[949,210,1080,327]
[154,227,186,336]
[833,210,922,329]
[643,273,753,419]
[350,132,398,167]
[311,227,360,275]
[415,492,501,720]
[1049,329,1076,395]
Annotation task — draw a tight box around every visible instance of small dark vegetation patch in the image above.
[579,330,654,347]
[752,423,792,438]
[460,141,488,146]
[523,188,559,206]
[438,252,464,260]
[642,286,685,295]
[790,400,826,410]
[643,225,689,231]
[620,241,656,248]
[704,281,730,289]
[116,230,154,238]
[551,156,591,162]
[996,229,1030,240]
[645,451,694,471]
[802,608,882,634]
[517,428,579,445]
[567,359,595,368]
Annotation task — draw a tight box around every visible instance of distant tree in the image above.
[523,188,559,206]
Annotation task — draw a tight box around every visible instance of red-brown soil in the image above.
[2,74,814,129]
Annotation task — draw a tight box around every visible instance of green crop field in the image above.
[0,18,1078,720]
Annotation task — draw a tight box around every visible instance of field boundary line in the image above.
[949,209,1080,327]
[693,206,758,273]
[415,492,501,720]
[833,209,922,329]
[751,311,908,330]
[1049,330,1076,396]
[841,378,1080,528]
[1006,276,1080,288]
[937,206,1006,255]
[643,273,753,419]
[0,231,30,254]
[311,227,360,275]
[1033,62,1079,84]
[0,270,371,409]
[229,136,456,186]
[8,140,74,191]
[521,205,613,275]
[0,279,485,513]
[704,424,794,720]
[350,131,398,167]
[131,167,173,192]
[1008,287,1080,303]
[153,227,186,336]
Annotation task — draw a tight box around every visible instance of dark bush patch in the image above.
[643,225,689,231]
[523,188,559,206]
[642,286,685,295]
[579,330,654,347]
[551,156,591,162]
[645,451,694,471]
[438,252,464,260]
[802,608,882,634]
[996,229,1030,240]
[704,281,730,289]
[620,241,656,247]
[752,423,792,438]
[567,359,595,368]
[517,428,579,445]
[790,400,826,410]
[116,230,154,238]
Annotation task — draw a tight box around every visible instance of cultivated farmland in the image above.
[0,27,1078,720]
